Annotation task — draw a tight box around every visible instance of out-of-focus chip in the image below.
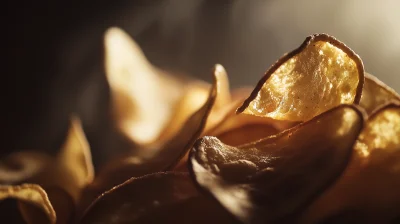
[360,73,400,114]
[189,105,364,224]
[0,184,56,224]
[299,101,400,224]
[79,172,237,224]
[237,34,364,122]
[105,27,186,145]
[79,65,224,209]
[0,118,94,224]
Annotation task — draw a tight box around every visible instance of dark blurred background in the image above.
[4,0,400,166]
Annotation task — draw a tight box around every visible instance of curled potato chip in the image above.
[0,184,56,224]
[79,65,223,210]
[237,34,364,122]
[360,73,400,114]
[105,27,185,145]
[0,117,94,224]
[189,105,364,224]
[79,172,237,224]
[35,117,94,204]
[299,101,400,223]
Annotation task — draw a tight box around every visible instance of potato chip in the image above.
[360,73,400,114]
[0,184,56,224]
[189,105,364,223]
[237,34,364,122]
[78,172,237,224]
[35,117,94,204]
[105,27,185,145]
[0,117,94,224]
[299,101,400,223]
[157,64,231,143]
[79,66,223,209]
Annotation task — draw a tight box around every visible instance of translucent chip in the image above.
[300,102,400,223]
[237,34,364,122]
[360,73,400,114]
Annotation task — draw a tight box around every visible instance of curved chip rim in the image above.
[365,73,400,100]
[368,99,400,119]
[363,73,400,112]
[189,104,367,223]
[236,33,365,114]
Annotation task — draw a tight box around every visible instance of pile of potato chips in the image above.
[1,28,399,224]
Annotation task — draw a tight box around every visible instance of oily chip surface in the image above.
[190,105,365,224]
[300,102,400,223]
[237,34,364,122]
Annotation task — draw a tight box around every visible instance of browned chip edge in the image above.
[236,33,365,114]
[369,99,400,118]
[189,104,366,223]
[163,66,219,171]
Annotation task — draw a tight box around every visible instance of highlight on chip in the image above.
[360,73,400,114]
[189,105,365,224]
[79,172,237,224]
[299,101,400,224]
[105,27,185,145]
[237,33,364,122]
[78,65,224,209]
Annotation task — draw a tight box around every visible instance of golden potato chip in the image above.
[105,27,185,145]
[360,73,400,114]
[189,105,364,224]
[79,172,236,224]
[79,66,223,209]
[237,34,364,122]
[158,64,234,144]
[0,117,94,224]
[0,184,56,224]
[35,117,94,204]
[299,101,400,224]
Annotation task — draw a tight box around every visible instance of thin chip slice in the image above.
[78,172,237,224]
[79,66,222,210]
[360,73,400,114]
[34,117,94,203]
[189,105,364,224]
[0,184,56,224]
[237,33,364,122]
[105,27,185,145]
[299,101,400,224]
[15,117,94,224]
